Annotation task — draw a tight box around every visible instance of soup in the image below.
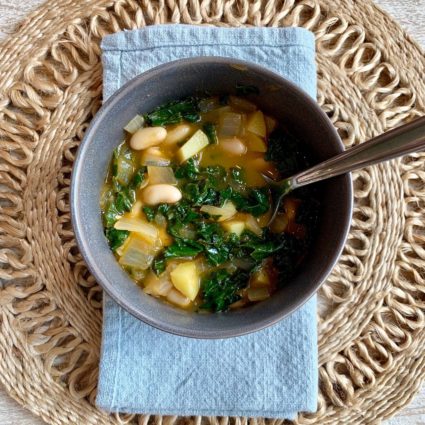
[100,92,318,312]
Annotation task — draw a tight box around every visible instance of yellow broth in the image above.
[100,95,316,312]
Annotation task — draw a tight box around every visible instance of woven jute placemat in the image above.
[0,0,424,424]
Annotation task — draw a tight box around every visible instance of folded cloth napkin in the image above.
[97,24,318,419]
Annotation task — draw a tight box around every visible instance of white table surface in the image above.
[0,0,424,424]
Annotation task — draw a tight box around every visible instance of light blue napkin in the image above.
[97,24,318,419]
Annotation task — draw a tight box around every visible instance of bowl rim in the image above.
[71,56,353,338]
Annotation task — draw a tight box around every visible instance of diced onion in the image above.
[147,166,177,185]
[114,217,159,243]
[144,271,173,297]
[118,235,157,269]
[124,115,145,134]
[100,185,113,210]
[245,214,263,236]
[140,147,171,166]
[129,200,143,218]
[116,156,134,185]
[229,299,247,309]
[200,201,237,222]
[130,268,147,282]
[218,112,243,137]
[247,287,270,301]
[167,288,191,308]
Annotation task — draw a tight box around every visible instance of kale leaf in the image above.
[201,269,250,312]
[230,187,270,217]
[203,122,218,144]
[145,97,201,126]
[164,239,204,259]
[266,128,310,178]
[103,188,135,228]
[152,256,166,275]
[143,206,155,222]
[230,166,246,185]
[174,158,199,180]
[129,167,147,189]
[105,228,129,251]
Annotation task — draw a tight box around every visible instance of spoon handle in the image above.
[292,115,425,188]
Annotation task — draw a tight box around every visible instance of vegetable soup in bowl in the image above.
[71,57,352,338]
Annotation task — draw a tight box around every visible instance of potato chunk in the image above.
[245,131,267,152]
[250,269,270,287]
[222,220,245,236]
[170,261,200,301]
[177,129,209,163]
[247,111,266,137]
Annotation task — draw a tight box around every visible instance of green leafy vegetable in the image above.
[203,122,218,144]
[112,143,135,185]
[201,269,249,312]
[174,158,199,180]
[235,83,260,96]
[164,239,204,259]
[104,202,122,228]
[152,257,166,275]
[243,236,285,261]
[184,181,219,206]
[114,188,135,213]
[103,146,138,228]
[129,167,146,189]
[105,228,129,251]
[143,206,155,222]
[230,166,245,185]
[231,187,270,217]
[266,128,310,178]
[145,97,200,126]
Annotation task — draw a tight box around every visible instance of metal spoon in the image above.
[263,115,425,225]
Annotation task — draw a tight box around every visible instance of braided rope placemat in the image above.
[0,1,424,424]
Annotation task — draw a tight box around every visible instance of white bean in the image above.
[219,137,247,156]
[164,124,192,145]
[142,184,182,205]
[130,126,167,150]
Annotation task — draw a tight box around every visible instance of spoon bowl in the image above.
[264,115,425,225]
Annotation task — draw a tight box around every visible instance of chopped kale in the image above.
[174,158,199,180]
[143,206,155,222]
[231,187,270,217]
[203,122,218,144]
[103,146,139,228]
[201,269,250,312]
[129,167,147,189]
[164,239,204,259]
[105,228,129,251]
[266,128,310,178]
[145,97,201,126]
[230,166,246,185]
[152,257,166,275]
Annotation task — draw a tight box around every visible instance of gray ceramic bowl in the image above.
[71,57,352,339]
